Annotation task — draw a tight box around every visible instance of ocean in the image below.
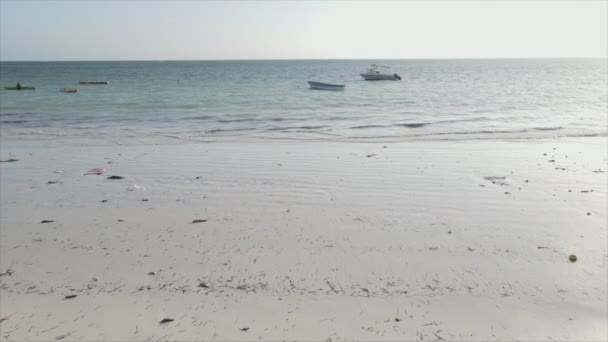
[1,59,606,143]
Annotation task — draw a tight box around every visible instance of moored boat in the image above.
[307,81,345,91]
[360,65,401,81]
[79,81,110,85]
[61,88,79,93]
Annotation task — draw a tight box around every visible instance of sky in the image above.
[0,1,606,61]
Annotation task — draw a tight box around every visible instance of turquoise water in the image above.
[1,59,606,141]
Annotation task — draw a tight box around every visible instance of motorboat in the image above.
[307,81,345,91]
[360,65,401,81]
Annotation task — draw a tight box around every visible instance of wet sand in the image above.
[1,137,606,341]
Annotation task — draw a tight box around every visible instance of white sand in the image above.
[1,137,606,341]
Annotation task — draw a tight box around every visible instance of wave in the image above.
[438,129,530,135]
[348,116,491,130]
[1,120,28,124]
[181,115,214,121]
[0,112,35,116]
[205,127,258,134]
[349,122,429,130]
[216,118,257,123]
[267,125,328,131]
[350,124,388,129]
[533,126,563,131]
[396,123,427,128]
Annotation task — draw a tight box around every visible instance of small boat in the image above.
[307,81,345,91]
[79,81,110,85]
[61,88,79,93]
[360,65,401,81]
[4,86,35,90]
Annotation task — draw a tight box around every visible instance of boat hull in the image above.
[307,81,345,91]
[360,73,399,81]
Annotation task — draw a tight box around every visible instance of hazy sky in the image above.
[1,1,606,61]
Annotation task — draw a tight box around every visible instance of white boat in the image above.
[360,65,402,81]
[307,81,345,91]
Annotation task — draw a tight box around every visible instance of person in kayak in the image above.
[16,82,22,90]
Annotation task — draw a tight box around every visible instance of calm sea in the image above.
[1,59,606,142]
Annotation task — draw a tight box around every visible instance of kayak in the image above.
[5,86,35,90]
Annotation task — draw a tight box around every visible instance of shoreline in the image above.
[1,137,607,340]
[1,131,607,149]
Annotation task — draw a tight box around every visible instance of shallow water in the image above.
[1,59,606,142]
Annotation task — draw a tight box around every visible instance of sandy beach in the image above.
[0,136,606,341]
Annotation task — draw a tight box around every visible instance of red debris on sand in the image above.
[84,167,106,175]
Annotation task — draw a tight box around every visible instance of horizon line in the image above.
[1,57,607,63]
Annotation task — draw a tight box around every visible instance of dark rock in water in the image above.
[159,318,174,324]
[40,220,54,224]
[191,219,207,224]
[63,294,77,300]
[569,255,577,262]
[107,176,124,180]
[0,159,18,163]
